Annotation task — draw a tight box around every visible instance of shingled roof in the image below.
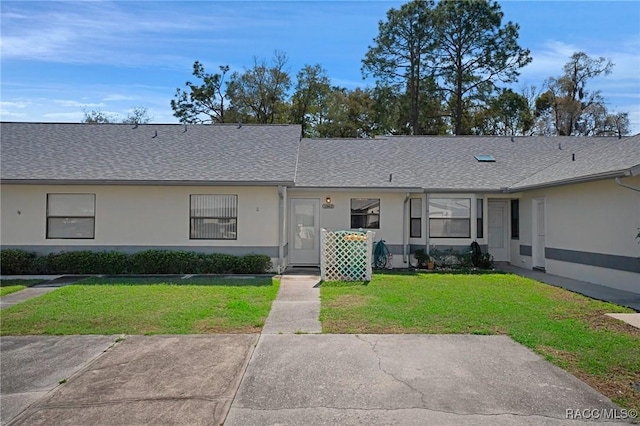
[295,135,640,192]
[0,122,301,184]
[2,122,639,191]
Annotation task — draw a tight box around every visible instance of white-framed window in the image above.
[46,193,95,239]
[429,198,471,238]
[410,198,422,238]
[190,194,237,240]
[350,198,380,229]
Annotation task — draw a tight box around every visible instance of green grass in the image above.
[0,279,44,297]
[320,272,640,410]
[0,276,279,335]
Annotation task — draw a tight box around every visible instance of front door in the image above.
[532,198,546,270]
[289,198,320,265]
[488,200,509,261]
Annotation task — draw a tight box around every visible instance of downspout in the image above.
[403,192,410,264]
[277,186,286,274]
[424,191,430,255]
[615,176,640,192]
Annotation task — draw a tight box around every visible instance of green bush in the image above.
[128,250,202,274]
[0,249,37,275]
[237,254,273,274]
[1,249,273,275]
[34,251,130,274]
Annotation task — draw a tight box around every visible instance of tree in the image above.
[226,51,291,124]
[316,87,377,138]
[171,61,230,124]
[433,0,531,135]
[472,89,533,135]
[290,64,332,137]
[362,0,437,135]
[122,107,152,125]
[82,108,116,124]
[534,52,615,136]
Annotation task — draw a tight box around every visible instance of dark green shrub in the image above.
[198,253,236,274]
[0,249,36,275]
[237,254,272,274]
[34,251,129,274]
[2,248,272,275]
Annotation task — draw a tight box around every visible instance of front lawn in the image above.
[0,279,44,297]
[0,276,278,335]
[321,272,640,410]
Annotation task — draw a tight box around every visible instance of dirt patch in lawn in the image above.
[326,294,372,309]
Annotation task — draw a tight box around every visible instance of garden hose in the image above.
[373,240,391,269]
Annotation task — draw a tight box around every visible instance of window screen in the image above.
[429,198,471,238]
[47,193,95,239]
[190,194,237,240]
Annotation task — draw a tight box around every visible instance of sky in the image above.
[1,1,639,133]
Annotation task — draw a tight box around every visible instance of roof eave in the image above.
[0,179,295,187]
[507,169,633,193]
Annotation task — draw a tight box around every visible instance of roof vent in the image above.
[474,155,495,162]
[152,130,158,138]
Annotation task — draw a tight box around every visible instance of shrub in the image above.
[0,249,36,275]
[33,251,130,274]
[128,250,202,274]
[237,254,273,274]
[1,249,272,275]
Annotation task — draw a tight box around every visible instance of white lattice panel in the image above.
[321,229,374,281]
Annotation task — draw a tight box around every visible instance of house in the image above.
[1,122,639,294]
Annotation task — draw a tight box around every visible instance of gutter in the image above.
[507,169,631,193]
[615,176,640,193]
[0,179,295,187]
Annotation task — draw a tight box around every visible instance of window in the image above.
[351,198,380,229]
[190,195,237,240]
[47,193,95,239]
[410,198,422,238]
[476,198,483,238]
[429,198,471,238]
[511,199,520,239]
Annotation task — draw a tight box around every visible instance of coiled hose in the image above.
[373,240,391,269]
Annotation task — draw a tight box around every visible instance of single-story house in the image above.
[1,122,639,293]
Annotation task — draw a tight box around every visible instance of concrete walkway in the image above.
[261,274,322,334]
[2,272,635,425]
[498,264,640,312]
[1,277,86,310]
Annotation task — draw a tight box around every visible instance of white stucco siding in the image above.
[512,176,640,293]
[1,184,280,251]
[289,190,413,267]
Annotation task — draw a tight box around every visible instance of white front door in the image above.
[532,198,546,269]
[488,200,509,261]
[289,198,320,265]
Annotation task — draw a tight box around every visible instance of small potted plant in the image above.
[414,249,435,270]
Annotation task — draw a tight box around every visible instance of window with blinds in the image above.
[46,193,95,239]
[190,194,237,240]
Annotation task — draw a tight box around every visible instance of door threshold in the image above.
[532,266,546,272]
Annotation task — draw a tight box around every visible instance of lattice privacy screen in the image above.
[321,229,375,281]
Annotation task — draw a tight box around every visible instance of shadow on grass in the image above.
[75,275,275,287]
[372,268,508,276]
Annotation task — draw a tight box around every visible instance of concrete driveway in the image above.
[3,334,630,425]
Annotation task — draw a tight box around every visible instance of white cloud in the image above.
[42,112,85,121]
[0,100,30,109]
[0,109,27,119]
[53,100,105,108]
[103,94,137,102]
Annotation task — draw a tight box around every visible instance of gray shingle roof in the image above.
[1,122,301,183]
[295,135,640,191]
[2,122,638,191]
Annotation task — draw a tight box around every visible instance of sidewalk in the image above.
[498,263,640,312]
[261,274,322,334]
[0,276,87,311]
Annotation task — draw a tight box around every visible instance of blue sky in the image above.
[1,1,639,133]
